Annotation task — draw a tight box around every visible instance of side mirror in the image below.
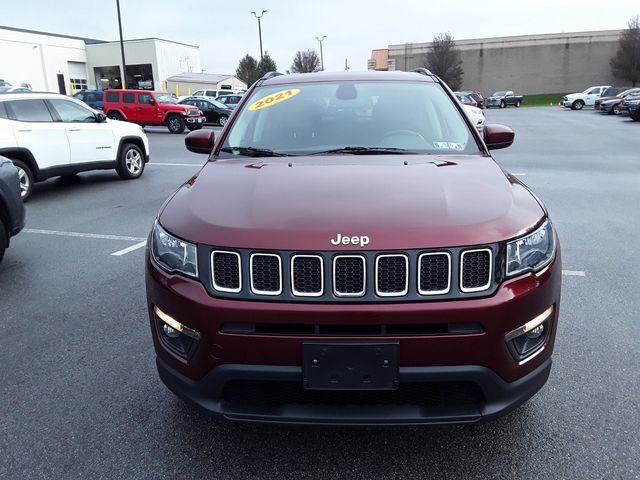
[484,124,514,150]
[95,112,107,123]
[185,129,215,154]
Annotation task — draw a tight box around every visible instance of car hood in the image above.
[159,155,545,250]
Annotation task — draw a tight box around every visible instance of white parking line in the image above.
[512,173,526,176]
[147,163,203,167]
[111,241,147,256]
[24,228,146,242]
[562,270,586,277]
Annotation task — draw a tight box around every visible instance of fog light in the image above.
[163,324,180,338]
[526,324,545,339]
[154,306,201,359]
[505,306,553,363]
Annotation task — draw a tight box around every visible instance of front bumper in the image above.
[185,116,206,124]
[146,247,561,424]
[157,355,552,425]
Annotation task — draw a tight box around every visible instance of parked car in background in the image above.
[103,90,205,133]
[73,89,104,111]
[178,97,232,126]
[561,85,611,110]
[463,104,485,132]
[0,155,25,264]
[215,94,243,110]
[622,94,640,120]
[599,88,640,115]
[458,90,484,108]
[192,88,244,100]
[594,87,632,110]
[0,93,149,200]
[453,92,478,107]
[0,86,32,94]
[484,91,523,108]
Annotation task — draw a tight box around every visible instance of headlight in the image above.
[151,221,198,278]
[506,220,555,277]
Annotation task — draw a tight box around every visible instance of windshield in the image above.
[155,93,177,104]
[220,81,479,157]
[210,99,228,109]
[620,88,640,97]
[492,91,506,97]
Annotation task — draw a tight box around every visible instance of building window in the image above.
[70,78,88,92]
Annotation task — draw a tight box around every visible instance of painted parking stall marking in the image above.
[562,270,586,277]
[24,228,145,242]
[111,241,147,256]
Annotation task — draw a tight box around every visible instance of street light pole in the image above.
[315,36,326,71]
[116,0,127,89]
[251,10,267,62]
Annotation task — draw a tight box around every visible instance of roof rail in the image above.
[412,68,435,77]
[260,71,283,81]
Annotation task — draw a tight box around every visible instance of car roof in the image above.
[0,92,71,101]
[261,70,438,86]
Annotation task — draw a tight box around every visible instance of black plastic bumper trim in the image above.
[156,357,551,426]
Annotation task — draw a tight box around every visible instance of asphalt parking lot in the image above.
[1,109,639,480]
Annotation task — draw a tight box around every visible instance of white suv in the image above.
[0,93,149,200]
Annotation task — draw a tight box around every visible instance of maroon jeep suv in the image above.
[146,70,561,425]
[103,90,205,134]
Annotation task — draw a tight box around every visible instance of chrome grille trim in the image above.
[375,254,409,297]
[418,252,451,295]
[210,250,242,293]
[250,253,282,296]
[291,254,324,297]
[333,255,366,297]
[460,248,492,293]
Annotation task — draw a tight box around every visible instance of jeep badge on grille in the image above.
[330,234,370,247]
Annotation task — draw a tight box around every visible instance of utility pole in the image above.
[116,0,127,88]
[251,10,267,62]
[315,36,326,71]
[345,58,349,71]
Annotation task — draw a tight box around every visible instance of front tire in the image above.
[500,101,506,108]
[107,111,124,121]
[515,100,521,108]
[0,219,6,264]
[219,115,228,127]
[167,115,186,134]
[572,100,584,110]
[116,143,145,179]
[612,104,621,115]
[11,159,34,201]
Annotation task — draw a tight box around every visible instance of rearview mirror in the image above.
[484,124,514,150]
[185,129,214,154]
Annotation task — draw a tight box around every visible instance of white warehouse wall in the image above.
[0,27,88,92]
[154,41,201,87]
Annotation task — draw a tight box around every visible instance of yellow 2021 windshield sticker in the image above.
[248,89,301,111]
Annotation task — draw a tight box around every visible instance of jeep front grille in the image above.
[460,249,492,292]
[333,256,366,297]
[208,246,495,302]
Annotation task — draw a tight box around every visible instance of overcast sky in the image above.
[2,0,638,74]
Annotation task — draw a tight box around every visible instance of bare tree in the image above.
[291,49,321,73]
[236,54,260,87]
[425,32,464,91]
[610,16,640,87]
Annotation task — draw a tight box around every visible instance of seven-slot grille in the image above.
[211,251,241,293]
[209,248,493,300]
[460,249,492,292]
[333,256,366,297]
[418,253,451,294]
[291,255,324,296]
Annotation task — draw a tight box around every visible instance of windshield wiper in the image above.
[219,146,292,157]
[309,146,416,155]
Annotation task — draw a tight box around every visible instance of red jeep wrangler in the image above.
[103,90,205,134]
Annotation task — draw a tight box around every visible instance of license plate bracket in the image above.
[302,342,399,390]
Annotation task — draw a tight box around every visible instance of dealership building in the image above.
[0,25,245,94]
